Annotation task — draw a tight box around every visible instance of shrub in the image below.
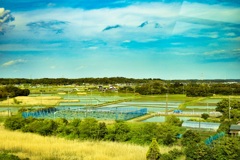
[4,116,25,130]
[0,152,20,160]
[79,118,98,139]
[181,130,201,146]
[146,138,161,160]
[114,121,131,142]
[161,149,183,160]
[201,113,209,120]
[185,142,213,160]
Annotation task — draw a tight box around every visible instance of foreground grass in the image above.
[0,124,181,160]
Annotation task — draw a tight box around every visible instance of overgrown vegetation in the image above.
[1,78,240,96]
[2,98,240,159]
[4,116,183,146]
[0,86,30,99]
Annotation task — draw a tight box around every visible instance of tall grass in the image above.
[0,125,180,160]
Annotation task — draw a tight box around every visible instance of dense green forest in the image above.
[0,78,240,96]
[0,86,30,99]
[0,77,239,85]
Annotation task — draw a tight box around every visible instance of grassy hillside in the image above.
[0,124,181,160]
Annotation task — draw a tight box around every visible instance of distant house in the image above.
[229,124,240,136]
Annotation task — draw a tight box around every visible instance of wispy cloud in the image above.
[102,25,121,31]
[27,20,68,34]
[2,59,27,67]
[180,2,240,24]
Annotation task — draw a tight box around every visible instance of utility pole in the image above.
[7,95,10,117]
[41,92,42,106]
[229,96,231,121]
[165,93,168,115]
[165,81,169,115]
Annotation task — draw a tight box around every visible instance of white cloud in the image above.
[180,2,240,24]
[47,3,56,7]
[3,1,239,53]
[204,49,240,57]
[0,44,59,51]
[225,32,236,37]
[0,8,15,34]
[2,59,27,67]
[50,66,56,69]
[9,2,182,42]
[204,50,226,55]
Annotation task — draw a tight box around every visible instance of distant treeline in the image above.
[0,78,240,96]
[0,86,30,99]
[0,77,239,85]
[120,82,240,96]
[0,77,152,85]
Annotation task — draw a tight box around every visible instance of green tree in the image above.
[146,138,161,160]
[156,123,179,145]
[217,121,231,133]
[216,99,240,122]
[4,116,25,130]
[185,142,213,160]
[98,122,107,140]
[181,130,201,146]
[162,133,175,146]
[201,113,209,120]
[114,121,130,142]
[165,115,183,126]
[212,137,240,160]
[79,118,98,139]
[129,122,158,145]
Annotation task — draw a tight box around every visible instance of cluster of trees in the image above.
[0,86,30,99]
[216,99,240,123]
[133,81,240,96]
[4,116,181,145]
[182,130,240,160]
[0,77,150,85]
[146,128,240,160]
[146,130,240,160]
[1,78,239,86]
[1,78,240,96]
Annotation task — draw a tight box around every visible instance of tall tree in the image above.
[216,99,240,122]
[146,138,161,160]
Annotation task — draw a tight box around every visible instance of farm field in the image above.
[0,124,182,160]
[1,87,239,121]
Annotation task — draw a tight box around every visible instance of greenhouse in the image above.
[182,121,221,131]
[22,107,147,120]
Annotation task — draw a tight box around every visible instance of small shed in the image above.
[229,124,240,136]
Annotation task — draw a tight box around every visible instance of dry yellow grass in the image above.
[0,96,62,106]
[0,124,181,160]
[0,96,80,106]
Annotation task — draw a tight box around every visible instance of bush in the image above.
[114,121,131,142]
[185,142,213,160]
[4,116,25,130]
[0,152,20,160]
[201,113,209,120]
[181,130,201,146]
[165,115,183,127]
[161,149,183,160]
[79,118,98,139]
[146,138,161,160]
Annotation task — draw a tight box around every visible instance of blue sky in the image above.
[0,0,239,79]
